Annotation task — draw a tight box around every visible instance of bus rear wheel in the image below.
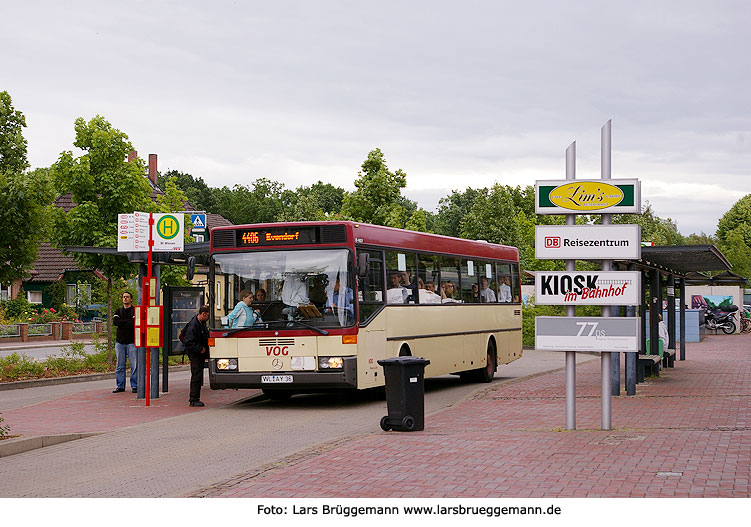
[461,341,497,383]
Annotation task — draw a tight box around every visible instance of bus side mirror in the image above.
[186,256,196,281]
[357,253,370,278]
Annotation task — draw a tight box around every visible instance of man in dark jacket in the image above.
[112,291,137,393]
[184,305,210,407]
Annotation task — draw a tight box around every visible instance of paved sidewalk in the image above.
[194,334,751,498]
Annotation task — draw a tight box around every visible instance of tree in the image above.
[156,176,195,287]
[212,178,289,225]
[719,226,751,278]
[459,183,522,249]
[51,115,154,358]
[613,203,685,246]
[717,195,751,247]
[0,92,55,288]
[340,148,428,229]
[158,169,216,213]
[0,91,29,174]
[277,181,346,222]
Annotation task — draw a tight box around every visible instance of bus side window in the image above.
[497,263,513,303]
[459,259,478,303]
[385,250,416,304]
[479,261,497,303]
[439,256,460,303]
[417,253,441,304]
[511,263,521,303]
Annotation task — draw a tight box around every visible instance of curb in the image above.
[0,433,103,458]
[0,364,192,391]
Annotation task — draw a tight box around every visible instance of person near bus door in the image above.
[183,305,210,407]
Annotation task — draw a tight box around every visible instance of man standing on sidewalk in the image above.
[112,291,137,393]
[183,305,210,407]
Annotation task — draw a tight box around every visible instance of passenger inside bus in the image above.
[387,272,407,304]
[480,277,497,303]
[471,283,481,303]
[441,281,460,303]
[227,289,257,328]
[418,278,441,304]
[281,274,311,321]
[325,276,353,316]
[499,276,512,303]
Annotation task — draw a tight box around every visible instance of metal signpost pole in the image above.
[601,120,612,430]
[565,142,576,430]
[144,213,154,407]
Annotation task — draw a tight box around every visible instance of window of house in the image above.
[66,283,92,306]
[0,284,11,302]
[27,290,42,304]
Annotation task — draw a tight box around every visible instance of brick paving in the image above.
[201,333,751,498]
[1,376,258,435]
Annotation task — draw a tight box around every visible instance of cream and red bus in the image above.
[207,221,522,398]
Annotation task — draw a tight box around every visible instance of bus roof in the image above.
[211,221,519,262]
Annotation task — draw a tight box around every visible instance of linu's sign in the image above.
[535,179,640,214]
[534,271,641,306]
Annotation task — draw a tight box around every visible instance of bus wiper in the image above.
[282,319,329,335]
[217,323,270,336]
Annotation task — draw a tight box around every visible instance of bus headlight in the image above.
[319,357,343,370]
[216,359,238,371]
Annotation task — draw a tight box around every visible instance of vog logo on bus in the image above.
[266,346,289,356]
[548,181,624,211]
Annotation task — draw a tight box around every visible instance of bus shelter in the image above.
[612,244,732,396]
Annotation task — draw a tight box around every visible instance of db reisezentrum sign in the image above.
[535,179,641,215]
[535,224,641,260]
[535,271,641,306]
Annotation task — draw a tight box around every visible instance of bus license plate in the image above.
[261,375,293,383]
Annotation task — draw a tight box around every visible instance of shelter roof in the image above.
[621,245,732,276]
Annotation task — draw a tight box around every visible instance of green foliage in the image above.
[3,294,32,320]
[684,232,717,245]
[522,302,564,346]
[340,149,429,229]
[0,340,113,382]
[212,178,290,225]
[155,176,194,287]
[613,203,685,246]
[0,91,29,174]
[51,115,153,278]
[434,188,486,238]
[278,181,346,222]
[158,169,216,212]
[719,227,751,278]
[460,183,522,248]
[0,167,55,285]
[0,412,9,437]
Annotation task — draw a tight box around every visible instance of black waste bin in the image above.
[377,356,430,432]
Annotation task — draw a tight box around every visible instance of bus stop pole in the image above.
[625,264,637,396]
[600,120,612,430]
[565,141,576,431]
[679,277,687,360]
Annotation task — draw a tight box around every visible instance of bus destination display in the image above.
[236,226,318,246]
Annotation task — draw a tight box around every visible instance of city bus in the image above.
[207,221,523,398]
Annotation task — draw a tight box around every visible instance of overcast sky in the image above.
[3,1,750,235]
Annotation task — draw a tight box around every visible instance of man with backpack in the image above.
[112,291,137,393]
[183,305,210,407]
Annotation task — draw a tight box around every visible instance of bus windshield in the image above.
[213,249,353,330]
